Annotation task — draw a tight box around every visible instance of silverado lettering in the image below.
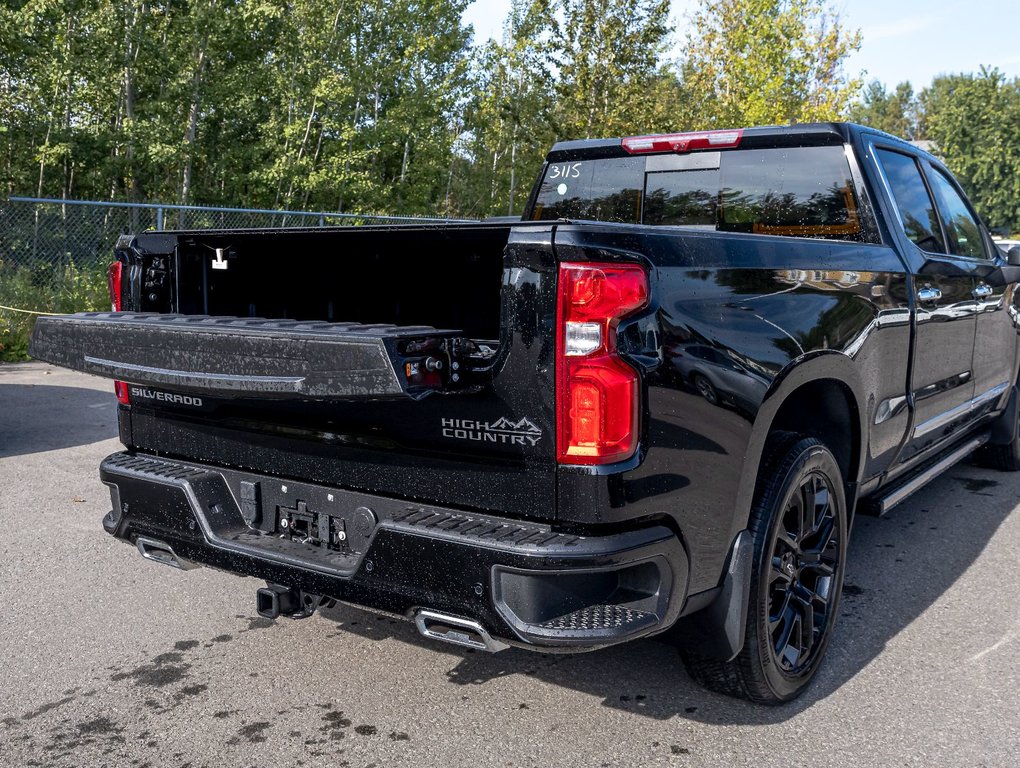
[29,123,1020,705]
[130,387,204,407]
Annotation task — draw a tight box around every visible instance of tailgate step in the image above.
[30,312,461,400]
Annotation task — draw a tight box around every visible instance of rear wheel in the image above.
[681,437,848,704]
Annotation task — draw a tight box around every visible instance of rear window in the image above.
[531,145,869,242]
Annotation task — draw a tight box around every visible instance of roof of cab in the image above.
[546,122,878,161]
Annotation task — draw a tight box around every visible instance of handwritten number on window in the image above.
[549,163,582,180]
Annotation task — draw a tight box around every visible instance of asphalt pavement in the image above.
[1,361,1018,767]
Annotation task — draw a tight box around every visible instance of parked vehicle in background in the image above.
[673,343,769,413]
[31,123,1020,705]
[994,239,1020,257]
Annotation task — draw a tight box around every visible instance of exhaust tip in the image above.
[414,610,508,653]
[135,536,198,570]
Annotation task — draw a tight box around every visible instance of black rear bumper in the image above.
[100,452,689,650]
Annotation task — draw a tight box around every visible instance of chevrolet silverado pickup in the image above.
[30,123,1020,704]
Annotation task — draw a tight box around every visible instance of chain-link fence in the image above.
[0,196,465,359]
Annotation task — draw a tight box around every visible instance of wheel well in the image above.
[767,379,860,487]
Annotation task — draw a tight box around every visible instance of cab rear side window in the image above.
[532,145,871,242]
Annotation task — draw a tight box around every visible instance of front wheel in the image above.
[681,437,848,704]
[978,398,1020,471]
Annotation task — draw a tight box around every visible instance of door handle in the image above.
[972,283,993,299]
[917,286,942,302]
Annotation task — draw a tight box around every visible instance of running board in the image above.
[872,434,989,516]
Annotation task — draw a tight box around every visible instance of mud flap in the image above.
[668,530,753,661]
[29,312,460,400]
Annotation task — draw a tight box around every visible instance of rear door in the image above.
[923,162,1016,412]
[872,146,979,461]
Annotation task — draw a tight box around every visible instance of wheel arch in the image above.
[730,352,866,543]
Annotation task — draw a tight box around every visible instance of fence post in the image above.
[156,206,164,231]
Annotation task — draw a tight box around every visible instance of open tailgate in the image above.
[29,312,461,400]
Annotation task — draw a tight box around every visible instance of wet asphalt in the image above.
[1,361,1018,767]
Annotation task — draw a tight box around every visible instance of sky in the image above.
[462,0,1020,90]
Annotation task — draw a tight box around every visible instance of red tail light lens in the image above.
[109,261,128,405]
[107,261,123,312]
[556,263,649,464]
[622,129,742,154]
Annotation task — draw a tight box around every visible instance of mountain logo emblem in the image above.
[488,417,542,434]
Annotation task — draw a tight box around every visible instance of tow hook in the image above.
[256,583,334,620]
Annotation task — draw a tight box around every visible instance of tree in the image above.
[680,0,862,128]
[850,80,918,139]
[554,0,678,139]
[457,0,557,217]
[920,69,1020,232]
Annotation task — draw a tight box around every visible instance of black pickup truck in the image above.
[30,122,1020,704]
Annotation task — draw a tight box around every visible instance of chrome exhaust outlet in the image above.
[135,536,199,571]
[414,609,509,653]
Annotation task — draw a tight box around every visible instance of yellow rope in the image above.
[0,303,61,316]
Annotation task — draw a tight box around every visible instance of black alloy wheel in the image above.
[680,436,848,704]
[766,471,840,675]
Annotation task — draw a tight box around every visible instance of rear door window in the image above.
[875,148,946,253]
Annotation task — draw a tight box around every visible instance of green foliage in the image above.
[850,80,919,139]
[554,0,677,139]
[680,0,862,127]
[0,261,108,361]
[0,0,866,220]
[920,69,1020,232]
[850,69,1020,232]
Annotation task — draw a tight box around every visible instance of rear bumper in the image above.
[100,452,689,650]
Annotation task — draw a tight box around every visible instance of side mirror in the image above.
[1008,245,1020,267]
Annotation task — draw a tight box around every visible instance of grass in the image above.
[0,260,109,361]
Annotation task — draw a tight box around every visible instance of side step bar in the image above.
[873,434,989,516]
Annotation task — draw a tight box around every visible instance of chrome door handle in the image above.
[973,283,993,299]
[917,286,942,302]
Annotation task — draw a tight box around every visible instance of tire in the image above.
[681,437,849,704]
[978,405,1020,471]
[692,373,719,406]
[979,441,1020,471]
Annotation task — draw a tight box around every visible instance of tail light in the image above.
[107,260,123,312]
[108,261,129,404]
[556,262,649,464]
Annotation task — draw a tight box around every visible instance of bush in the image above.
[0,260,108,361]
